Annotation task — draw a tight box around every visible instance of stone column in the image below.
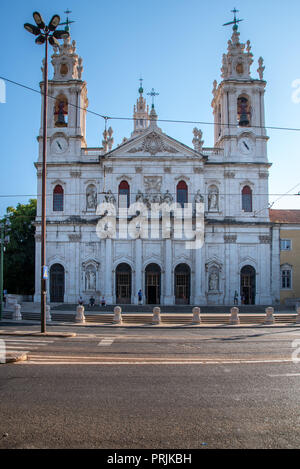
[105,238,113,304]
[134,238,142,305]
[164,238,173,305]
[194,243,206,304]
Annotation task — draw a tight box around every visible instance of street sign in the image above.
[42,266,48,280]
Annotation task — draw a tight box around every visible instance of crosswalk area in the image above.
[1,337,55,354]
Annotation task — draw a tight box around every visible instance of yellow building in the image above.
[270,210,300,305]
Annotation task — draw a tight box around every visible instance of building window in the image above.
[281,269,292,289]
[176,180,188,208]
[280,239,292,251]
[118,180,130,208]
[53,184,64,212]
[242,185,252,212]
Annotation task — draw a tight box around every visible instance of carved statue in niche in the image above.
[194,190,204,204]
[86,185,97,210]
[163,190,173,205]
[208,269,219,291]
[208,186,219,212]
[104,190,116,205]
[136,190,145,203]
[85,269,96,291]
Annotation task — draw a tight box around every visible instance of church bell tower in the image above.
[211,10,268,163]
[38,28,88,163]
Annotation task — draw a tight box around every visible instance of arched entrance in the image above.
[240,265,256,305]
[116,263,132,304]
[50,264,65,303]
[145,263,161,304]
[175,264,190,304]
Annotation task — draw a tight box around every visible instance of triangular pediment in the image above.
[103,127,204,159]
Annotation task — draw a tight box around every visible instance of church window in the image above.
[242,185,252,212]
[54,94,68,127]
[176,181,188,208]
[53,184,64,212]
[119,180,130,208]
[237,95,251,127]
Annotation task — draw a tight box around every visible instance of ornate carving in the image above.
[193,167,204,174]
[35,234,41,242]
[162,190,173,204]
[164,167,171,173]
[259,172,269,179]
[257,57,265,80]
[127,132,179,156]
[135,167,143,173]
[194,190,204,204]
[86,185,97,210]
[144,176,162,194]
[192,128,204,152]
[208,268,219,292]
[224,171,235,179]
[104,190,116,205]
[224,235,237,244]
[208,186,219,212]
[70,170,82,178]
[104,166,113,174]
[259,235,271,244]
[68,234,81,242]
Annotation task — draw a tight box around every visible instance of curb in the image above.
[3,352,28,364]
[1,320,299,330]
[0,329,76,338]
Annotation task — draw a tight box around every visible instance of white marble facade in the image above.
[34,28,279,305]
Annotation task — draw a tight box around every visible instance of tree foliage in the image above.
[1,199,36,295]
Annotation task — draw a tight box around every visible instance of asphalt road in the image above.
[1,324,300,449]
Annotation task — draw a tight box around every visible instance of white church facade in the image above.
[34,23,280,306]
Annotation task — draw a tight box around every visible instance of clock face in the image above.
[52,137,68,154]
[238,137,254,155]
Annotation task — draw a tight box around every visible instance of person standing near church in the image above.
[138,290,143,305]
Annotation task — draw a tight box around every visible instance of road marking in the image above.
[21,357,294,365]
[3,340,53,344]
[269,373,300,377]
[5,346,41,350]
[98,338,115,346]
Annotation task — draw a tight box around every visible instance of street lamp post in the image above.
[24,12,69,333]
[0,219,10,321]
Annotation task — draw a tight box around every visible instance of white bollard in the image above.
[192,307,201,324]
[265,306,275,325]
[46,305,51,322]
[230,307,240,325]
[75,304,85,324]
[296,307,300,324]
[12,303,22,321]
[152,306,161,325]
[113,306,122,325]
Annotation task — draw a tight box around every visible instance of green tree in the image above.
[2,199,36,296]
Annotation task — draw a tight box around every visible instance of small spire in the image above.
[139,77,144,95]
[132,80,150,136]
[147,87,159,109]
[59,9,75,33]
[223,8,243,31]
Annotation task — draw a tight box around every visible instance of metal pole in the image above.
[0,226,3,321]
[41,33,48,334]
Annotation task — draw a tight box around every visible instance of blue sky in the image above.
[0,0,300,216]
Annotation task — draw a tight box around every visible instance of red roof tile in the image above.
[269,209,300,223]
